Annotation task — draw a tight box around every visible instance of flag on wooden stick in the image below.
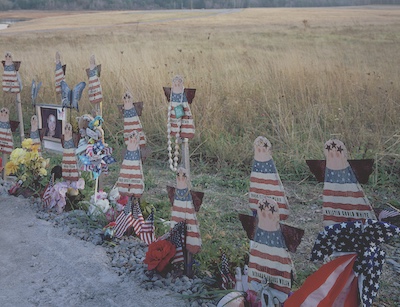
[140,208,155,245]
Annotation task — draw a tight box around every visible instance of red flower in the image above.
[144,240,176,272]
[117,195,129,206]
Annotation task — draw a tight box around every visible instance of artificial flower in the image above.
[7,139,50,196]
[88,198,110,217]
[144,240,176,272]
[31,144,40,152]
[10,148,25,164]
[39,168,47,177]
[44,179,85,214]
[105,207,117,222]
[5,161,18,175]
[21,138,33,149]
[117,195,129,206]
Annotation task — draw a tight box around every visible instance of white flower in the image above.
[88,199,110,217]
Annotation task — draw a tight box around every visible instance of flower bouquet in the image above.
[6,138,49,197]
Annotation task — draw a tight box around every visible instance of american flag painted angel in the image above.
[322,139,375,226]
[0,107,13,155]
[54,51,66,94]
[165,75,195,171]
[2,51,22,94]
[86,54,103,105]
[122,91,146,148]
[61,123,80,182]
[249,136,289,220]
[116,131,144,198]
[167,167,203,254]
[239,197,304,305]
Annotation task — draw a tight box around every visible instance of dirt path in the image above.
[0,193,184,307]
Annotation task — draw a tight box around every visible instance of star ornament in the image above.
[269,204,276,214]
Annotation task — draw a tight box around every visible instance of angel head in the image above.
[0,107,10,122]
[31,115,38,131]
[89,54,96,69]
[253,136,272,162]
[4,51,12,65]
[126,130,140,151]
[324,139,349,170]
[172,75,184,93]
[176,167,188,189]
[64,123,73,139]
[122,91,134,109]
[256,197,280,232]
[55,51,61,64]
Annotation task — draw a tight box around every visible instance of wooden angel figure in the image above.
[116,131,144,198]
[322,139,375,227]
[61,123,80,182]
[165,75,195,171]
[167,167,203,254]
[240,197,304,302]
[122,91,146,148]
[55,51,66,94]
[249,136,289,220]
[30,115,42,154]
[86,54,103,106]
[0,107,13,154]
[2,51,22,94]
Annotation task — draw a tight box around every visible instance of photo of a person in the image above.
[41,108,62,139]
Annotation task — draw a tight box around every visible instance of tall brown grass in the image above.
[1,7,400,180]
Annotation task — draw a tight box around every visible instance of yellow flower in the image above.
[10,148,26,164]
[39,168,47,176]
[31,144,40,152]
[5,161,18,175]
[21,138,33,149]
[42,158,50,169]
[20,174,27,181]
[30,151,40,161]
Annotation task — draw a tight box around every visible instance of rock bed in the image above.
[18,196,219,307]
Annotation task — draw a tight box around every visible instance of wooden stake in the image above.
[181,137,194,277]
[94,176,99,204]
[2,152,7,180]
[16,93,24,141]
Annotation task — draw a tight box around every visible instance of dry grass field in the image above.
[1,6,400,176]
[1,7,400,306]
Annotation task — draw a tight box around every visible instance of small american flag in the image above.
[114,202,133,238]
[220,252,235,290]
[41,175,54,208]
[167,221,186,264]
[131,199,144,236]
[139,209,155,245]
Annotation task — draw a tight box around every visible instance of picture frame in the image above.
[36,104,65,153]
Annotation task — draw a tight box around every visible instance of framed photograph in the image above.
[36,104,65,153]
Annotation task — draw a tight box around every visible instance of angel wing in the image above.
[61,80,86,111]
[31,79,42,105]
[190,190,204,212]
[162,87,196,104]
[280,223,304,253]
[166,185,175,205]
[238,213,257,241]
